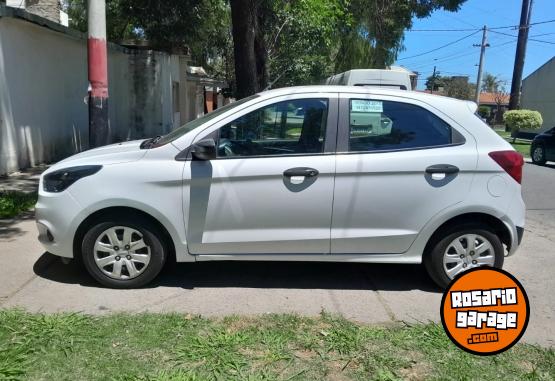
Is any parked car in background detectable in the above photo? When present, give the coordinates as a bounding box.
[325,68,415,90]
[531,127,555,165]
[36,86,525,289]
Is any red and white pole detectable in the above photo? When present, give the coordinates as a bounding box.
[87,0,109,148]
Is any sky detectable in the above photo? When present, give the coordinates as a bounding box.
[393,0,555,90]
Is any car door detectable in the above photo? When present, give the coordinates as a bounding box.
[184,93,338,255]
[331,93,477,254]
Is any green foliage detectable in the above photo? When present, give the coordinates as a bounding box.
[335,0,467,72]
[482,73,505,93]
[0,310,553,381]
[478,105,490,118]
[0,191,37,218]
[266,0,347,87]
[445,77,475,100]
[64,0,232,80]
[425,71,446,91]
[504,110,543,134]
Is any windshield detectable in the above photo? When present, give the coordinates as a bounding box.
[155,95,259,146]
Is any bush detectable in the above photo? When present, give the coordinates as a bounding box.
[478,106,490,119]
[503,109,543,138]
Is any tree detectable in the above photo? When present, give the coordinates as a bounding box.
[335,0,468,72]
[425,72,446,92]
[444,77,475,100]
[64,0,231,80]
[482,73,503,93]
[504,110,543,142]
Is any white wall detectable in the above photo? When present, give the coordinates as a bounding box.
[0,15,180,175]
[521,57,555,132]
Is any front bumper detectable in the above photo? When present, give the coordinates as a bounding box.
[35,188,83,258]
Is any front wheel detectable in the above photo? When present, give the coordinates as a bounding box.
[424,225,504,289]
[81,217,166,288]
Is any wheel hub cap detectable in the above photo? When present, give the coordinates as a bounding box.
[443,234,495,279]
[93,226,151,280]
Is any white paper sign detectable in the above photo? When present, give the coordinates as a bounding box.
[351,100,383,113]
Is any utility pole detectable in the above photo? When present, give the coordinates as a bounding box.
[474,25,488,104]
[88,0,110,148]
[509,0,533,110]
[430,65,437,94]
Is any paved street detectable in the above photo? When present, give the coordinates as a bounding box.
[1,163,554,347]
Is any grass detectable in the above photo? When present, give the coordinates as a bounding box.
[494,129,531,158]
[0,310,553,381]
[0,192,37,219]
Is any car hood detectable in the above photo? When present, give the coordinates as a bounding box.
[47,140,148,172]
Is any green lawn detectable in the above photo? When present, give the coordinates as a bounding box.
[0,310,552,381]
[494,129,532,158]
[0,192,37,219]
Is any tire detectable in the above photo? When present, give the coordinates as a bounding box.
[81,217,167,288]
[424,224,504,289]
[531,144,547,165]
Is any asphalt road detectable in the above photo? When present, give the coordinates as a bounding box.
[1,163,554,347]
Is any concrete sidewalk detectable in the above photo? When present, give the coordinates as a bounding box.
[0,210,553,347]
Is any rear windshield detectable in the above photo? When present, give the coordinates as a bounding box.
[155,95,259,146]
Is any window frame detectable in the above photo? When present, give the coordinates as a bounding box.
[187,94,339,160]
[336,96,466,154]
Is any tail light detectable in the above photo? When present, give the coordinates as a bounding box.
[488,151,524,184]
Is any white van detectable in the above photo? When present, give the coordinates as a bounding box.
[325,68,414,90]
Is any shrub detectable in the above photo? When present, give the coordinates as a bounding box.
[503,109,543,138]
[478,106,490,119]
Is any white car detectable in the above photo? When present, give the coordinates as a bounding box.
[36,86,525,289]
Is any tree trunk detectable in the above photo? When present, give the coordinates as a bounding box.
[230,0,258,99]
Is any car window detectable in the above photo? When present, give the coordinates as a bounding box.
[348,99,454,152]
[216,98,328,158]
[154,95,259,146]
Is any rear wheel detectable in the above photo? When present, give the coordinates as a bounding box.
[531,144,546,165]
[81,217,166,288]
[424,225,504,289]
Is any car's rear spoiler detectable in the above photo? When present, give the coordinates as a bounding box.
[465,101,478,114]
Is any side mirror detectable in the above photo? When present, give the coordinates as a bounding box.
[192,139,217,161]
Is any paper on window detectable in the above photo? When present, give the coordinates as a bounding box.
[351,100,383,113]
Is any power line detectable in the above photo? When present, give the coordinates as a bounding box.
[406,18,555,32]
[489,29,555,45]
[397,30,481,61]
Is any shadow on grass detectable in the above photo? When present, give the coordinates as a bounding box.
[33,252,441,293]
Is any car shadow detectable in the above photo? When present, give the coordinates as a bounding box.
[33,252,441,293]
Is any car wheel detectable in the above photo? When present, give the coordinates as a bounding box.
[531,145,546,165]
[424,225,504,289]
[81,217,166,288]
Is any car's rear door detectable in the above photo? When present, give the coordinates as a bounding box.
[331,93,477,254]
[184,92,339,255]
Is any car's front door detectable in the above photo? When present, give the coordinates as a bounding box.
[331,94,477,254]
[184,94,338,255]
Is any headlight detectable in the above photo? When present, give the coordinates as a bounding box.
[43,165,102,193]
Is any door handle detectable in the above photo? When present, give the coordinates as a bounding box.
[425,164,459,174]
[283,167,319,178]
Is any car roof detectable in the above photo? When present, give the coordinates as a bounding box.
[257,85,475,110]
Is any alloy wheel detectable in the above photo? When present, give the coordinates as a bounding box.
[533,146,544,162]
[442,233,495,279]
[93,226,151,280]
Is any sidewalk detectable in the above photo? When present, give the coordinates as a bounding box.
[0,165,48,194]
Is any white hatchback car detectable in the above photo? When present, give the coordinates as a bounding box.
[36,86,525,289]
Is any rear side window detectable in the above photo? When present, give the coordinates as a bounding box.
[348,99,459,152]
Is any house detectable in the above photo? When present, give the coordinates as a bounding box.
[478,92,509,124]
[521,56,555,132]
[0,3,230,176]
